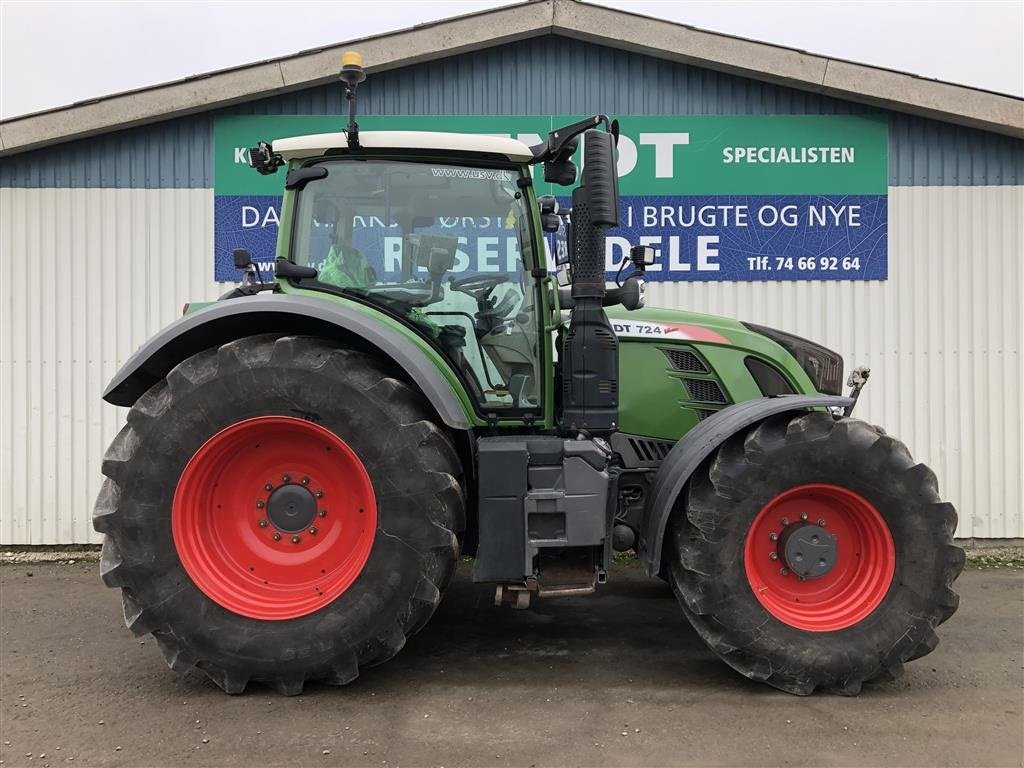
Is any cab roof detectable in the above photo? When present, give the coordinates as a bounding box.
[273,131,535,163]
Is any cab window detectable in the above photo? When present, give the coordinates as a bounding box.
[292,159,542,412]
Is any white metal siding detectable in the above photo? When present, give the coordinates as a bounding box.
[1,188,223,544]
[1,185,1021,543]
[646,185,1023,540]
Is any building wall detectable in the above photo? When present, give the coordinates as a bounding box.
[2,35,1022,543]
[4,37,1024,189]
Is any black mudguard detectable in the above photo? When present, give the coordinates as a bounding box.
[639,394,854,576]
[102,293,472,430]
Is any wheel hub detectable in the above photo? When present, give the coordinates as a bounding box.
[778,524,837,579]
[743,483,896,632]
[172,416,378,620]
[266,483,317,532]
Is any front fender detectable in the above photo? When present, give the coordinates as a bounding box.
[639,394,854,576]
[103,294,473,430]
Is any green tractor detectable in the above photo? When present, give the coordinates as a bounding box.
[94,54,962,696]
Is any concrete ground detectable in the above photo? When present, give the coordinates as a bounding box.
[1,563,1021,768]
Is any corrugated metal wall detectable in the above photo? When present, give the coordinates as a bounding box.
[2,34,1022,543]
[2,185,1019,543]
[647,185,1023,541]
[0,188,221,543]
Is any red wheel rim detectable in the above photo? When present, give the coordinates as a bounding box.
[744,484,895,632]
[172,416,377,620]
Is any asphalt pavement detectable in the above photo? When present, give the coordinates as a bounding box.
[1,561,1021,767]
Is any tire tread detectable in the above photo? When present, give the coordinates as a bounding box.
[93,334,464,695]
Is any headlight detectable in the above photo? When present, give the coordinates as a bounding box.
[742,322,844,395]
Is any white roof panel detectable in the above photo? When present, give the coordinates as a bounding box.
[273,130,535,162]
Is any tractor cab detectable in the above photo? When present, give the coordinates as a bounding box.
[271,133,547,414]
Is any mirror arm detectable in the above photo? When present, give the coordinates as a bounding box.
[529,115,611,164]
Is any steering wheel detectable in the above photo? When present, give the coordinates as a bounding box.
[449,273,509,299]
[449,274,515,335]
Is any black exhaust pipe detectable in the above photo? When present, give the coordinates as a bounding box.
[560,129,620,435]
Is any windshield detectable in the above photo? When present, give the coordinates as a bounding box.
[292,159,542,413]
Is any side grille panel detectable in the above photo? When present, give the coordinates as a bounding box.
[683,378,727,404]
[611,433,677,467]
[627,437,673,462]
[660,347,708,373]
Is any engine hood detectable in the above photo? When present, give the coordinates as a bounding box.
[605,306,752,352]
[604,305,822,397]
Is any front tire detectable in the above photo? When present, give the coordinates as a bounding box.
[94,334,464,694]
[666,411,963,695]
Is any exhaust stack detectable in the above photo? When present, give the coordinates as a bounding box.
[560,129,620,434]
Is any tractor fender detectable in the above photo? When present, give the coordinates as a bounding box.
[639,394,854,576]
[102,293,473,430]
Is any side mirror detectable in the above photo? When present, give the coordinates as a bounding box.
[232,248,253,269]
[543,138,579,186]
[629,244,656,270]
[544,159,577,186]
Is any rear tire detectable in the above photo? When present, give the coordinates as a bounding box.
[666,411,963,695]
[94,334,464,694]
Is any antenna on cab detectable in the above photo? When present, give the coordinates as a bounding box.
[340,51,366,150]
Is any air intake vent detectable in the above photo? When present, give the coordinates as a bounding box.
[610,433,677,468]
[745,357,795,396]
[661,347,708,373]
[695,408,718,421]
[598,379,617,394]
[594,328,617,351]
[683,378,727,404]
[627,437,674,462]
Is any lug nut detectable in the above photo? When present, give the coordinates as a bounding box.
[291,535,301,544]
[779,567,790,576]
[264,483,273,491]
[800,512,808,521]
[308,527,318,535]
[769,552,778,561]
[817,518,826,527]
[318,510,327,518]
[272,532,282,541]
[769,532,778,541]
[301,476,310,485]
[315,490,324,498]
[282,474,291,483]
[258,519,268,528]
[256,500,265,509]
[780,517,789,526]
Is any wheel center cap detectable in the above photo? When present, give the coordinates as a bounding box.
[266,483,317,533]
[779,524,837,579]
